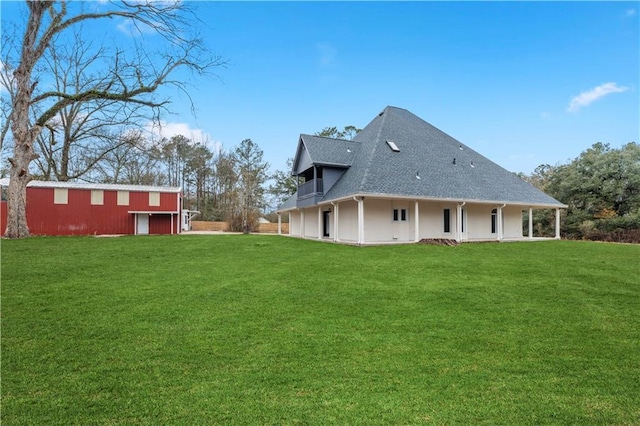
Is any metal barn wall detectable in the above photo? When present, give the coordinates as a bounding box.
[1,186,181,236]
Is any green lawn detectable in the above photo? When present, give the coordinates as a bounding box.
[2,236,639,425]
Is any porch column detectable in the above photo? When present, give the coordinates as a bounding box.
[555,208,561,239]
[318,207,322,239]
[528,207,533,239]
[414,200,420,242]
[332,202,340,242]
[497,205,505,241]
[456,202,465,242]
[314,166,318,193]
[356,197,364,245]
[277,213,282,235]
[300,209,305,238]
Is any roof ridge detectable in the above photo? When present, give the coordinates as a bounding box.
[359,107,389,191]
[301,134,353,143]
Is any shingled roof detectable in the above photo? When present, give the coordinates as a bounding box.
[294,135,361,170]
[318,106,564,207]
[279,106,565,211]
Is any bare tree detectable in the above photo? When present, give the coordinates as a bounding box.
[2,1,222,238]
[32,31,155,182]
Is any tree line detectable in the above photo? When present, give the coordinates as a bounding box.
[521,142,640,243]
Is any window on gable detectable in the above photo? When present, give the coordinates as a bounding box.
[91,190,104,205]
[54,188,68,205]
[443,208,451,233]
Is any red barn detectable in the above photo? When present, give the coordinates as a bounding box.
[0,179,183,236]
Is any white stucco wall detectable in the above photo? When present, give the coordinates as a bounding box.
[302,207,318,238]
[418,202,459,240]
[289,210,301,236]
[363,199,413,242]
[503,206,525,239]
[285,200,527,243]
[336,200,358,242]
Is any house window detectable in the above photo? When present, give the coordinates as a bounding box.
[117,191,129,206]
[443,208,451,233]
[91,190,104,205]
[54,188,68,205]
[491,209,497,234]
[393,208,408,222]
[149,192,160,207]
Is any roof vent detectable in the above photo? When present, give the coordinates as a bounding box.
[470,161,475,168]
[459,145,463,150]
[347,147,352,153]
[453,158,457,165]
[378,110,384,116]
[386,140,400,152]
[416,171,421,180]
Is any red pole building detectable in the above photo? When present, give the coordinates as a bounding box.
[0,179,183,236]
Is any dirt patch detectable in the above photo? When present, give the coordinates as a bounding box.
[416,239,459,246]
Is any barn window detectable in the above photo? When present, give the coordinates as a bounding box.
[149,192,160,207]
[54,188,68,205]
[91,190,104,205]
[117,191,129,206]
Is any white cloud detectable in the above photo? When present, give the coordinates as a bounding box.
[567,82,629,113]
[625,8,636,17]
[145,121,221,153]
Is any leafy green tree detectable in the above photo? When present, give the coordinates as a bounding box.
[268,157,297,207]
[527,142,640,241]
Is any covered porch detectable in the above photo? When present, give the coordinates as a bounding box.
[277,196,563,245]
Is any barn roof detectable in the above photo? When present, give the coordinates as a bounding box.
[0,178,181,193]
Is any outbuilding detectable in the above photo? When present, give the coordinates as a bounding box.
[0,179,183,236]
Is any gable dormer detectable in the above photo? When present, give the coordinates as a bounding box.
[291,135,360,207]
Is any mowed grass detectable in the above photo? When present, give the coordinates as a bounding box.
[1,236,639,425]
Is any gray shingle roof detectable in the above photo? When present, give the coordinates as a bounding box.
[298,134,361,168]
[321,106,564,207]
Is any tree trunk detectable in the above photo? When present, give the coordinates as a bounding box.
[4,169,31,238]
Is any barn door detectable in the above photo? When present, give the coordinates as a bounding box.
[137,214,149,235]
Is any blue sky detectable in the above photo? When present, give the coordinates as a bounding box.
[2,1,639,176]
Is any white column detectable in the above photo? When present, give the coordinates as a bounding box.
[333,202,340,242]
[497,206,504,241]
[528,208,533,239]
[414,200,420,242]
[277,213,282,235]
[555,208,561,239]
[357,197,364,245]
[456,203,462,242]
[300,209,305,238]
[318,207,322,239]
